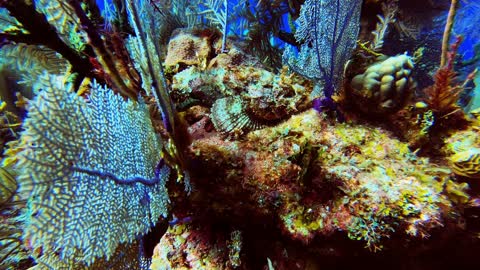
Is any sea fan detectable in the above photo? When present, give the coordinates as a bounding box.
[283,0,362,110]
[12,74,170,267]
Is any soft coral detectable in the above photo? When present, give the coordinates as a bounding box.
[424,36,476,118]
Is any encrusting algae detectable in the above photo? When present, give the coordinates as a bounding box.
[186,109,469,250]
[443,128,480,179]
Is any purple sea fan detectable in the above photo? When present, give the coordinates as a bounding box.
[283,0,362,112]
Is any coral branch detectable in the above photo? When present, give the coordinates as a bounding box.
[0,0,94,77]
[370,0,398,52]
[71,162,164,186]
[67,0,140,100]
[440,0,459,67]
[425,36,475,120]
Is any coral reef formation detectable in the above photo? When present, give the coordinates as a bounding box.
[1,1,480,269]
[167,30,313,137]
[443,128,480,179]
[187,110,468,249]
[164,28,217,73]
[206,66,311,136]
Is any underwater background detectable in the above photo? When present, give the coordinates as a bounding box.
[1,0,480,269]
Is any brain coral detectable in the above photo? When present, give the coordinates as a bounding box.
[12,74,170,267]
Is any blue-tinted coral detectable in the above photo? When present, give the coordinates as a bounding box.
[283,0,362,109]
[13,74,170,266]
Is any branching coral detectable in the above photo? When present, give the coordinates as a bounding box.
[0,43,68,86]
[232,0,293,70]
[1,1,480,268]
[440,0,459,67]
[1,0,147,100]
[370,0,398,53]
[125,0,192,192]
[125,0,178,131]
[10,74,170,267]
[0,1,94,82]
[199,0,229,52]
[34,0,87,51]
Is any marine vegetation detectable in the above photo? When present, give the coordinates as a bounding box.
[283,0,362,114]
[1,0,480,270]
